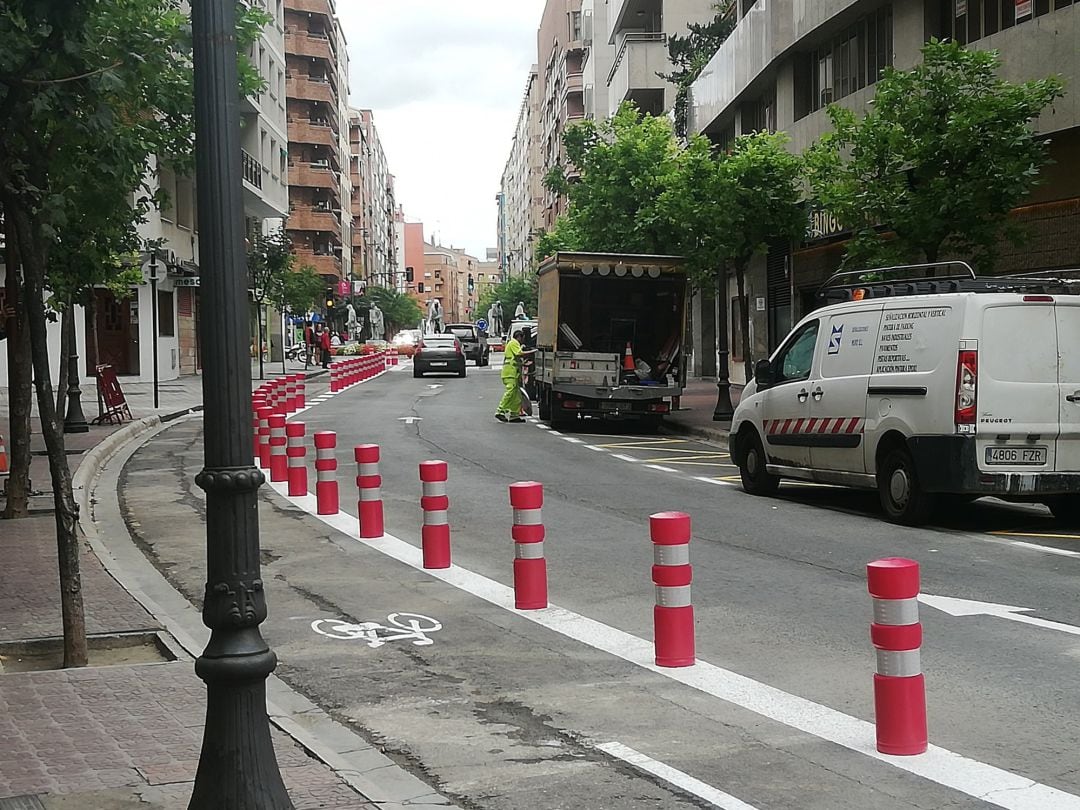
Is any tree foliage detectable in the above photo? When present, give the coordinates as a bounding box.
[659,1,736,140]
[543,104,683,256]
[366,286,424,336]
[804,39,1064,271]
[475,275,539,328]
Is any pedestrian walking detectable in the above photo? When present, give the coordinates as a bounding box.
[495,329,533,423]
[318,324,332,369]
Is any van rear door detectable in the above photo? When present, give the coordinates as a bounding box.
[978,302,1059,472]
[1056,300,1080,472]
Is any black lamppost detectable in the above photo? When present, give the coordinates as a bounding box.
[713,266,735,422]
[62,310,89,434]
[188,0,291,807]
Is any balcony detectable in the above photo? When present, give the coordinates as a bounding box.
[284,0,332,20]
[289,118,337,147]
[286,30,333,62]
[241,149,262,190]
[293,251,341,279]
[607,33,668,116]
[289,160,341,192]
[608,0,661,42]
[566,70,584,95]
[286,74,334,104]
[287,204,342,237]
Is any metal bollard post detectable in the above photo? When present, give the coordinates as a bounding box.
[314,431,339,515]
[355,445,384,538]
[650,511,695,668]
[510,482,547,610]
[268,414,288,483]
[286,422,307,497]
[419,461,451,569]
[867,557,927,756]
[256,406,273,470]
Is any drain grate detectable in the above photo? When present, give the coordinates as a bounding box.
[0,797,46,810]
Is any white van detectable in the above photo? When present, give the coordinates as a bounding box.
[728,266,1080,525]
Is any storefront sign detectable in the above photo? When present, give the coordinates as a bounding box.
[173,277,200,288]
[338,281,350,296]
[807,207,848,242]
[1015,0,1032,18]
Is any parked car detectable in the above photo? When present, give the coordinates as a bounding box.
[444,323,490,366]
[391,329,422,357]
[413,334,467,378]
[729,263,1080,526]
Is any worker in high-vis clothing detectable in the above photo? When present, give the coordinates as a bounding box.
[495,329,528,423]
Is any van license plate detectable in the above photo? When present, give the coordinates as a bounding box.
[985,446,1047,465]
[430,361,447,367]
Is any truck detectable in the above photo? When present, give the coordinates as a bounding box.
[534,252,689,430]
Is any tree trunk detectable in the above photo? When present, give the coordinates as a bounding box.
[86,294,103,420]
[10,203,88,668]
[735,261,754,384]
[3,215,34,520]
[55,305,71,424]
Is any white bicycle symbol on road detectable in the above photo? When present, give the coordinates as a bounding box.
[311,613,442,648]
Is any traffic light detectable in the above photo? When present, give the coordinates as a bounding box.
[325,288,335,310]
[417,282,425,293]
[406,266,414,283]
[467,274,474,293]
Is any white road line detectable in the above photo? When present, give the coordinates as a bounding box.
[695,476,736,487]
[1011,541,1080,558]
[646,465,679,473]
[585,445,607,452]
[267,478,1080,810]
[535,424,551,430]
[549,430,563,436]
[596,742,759,810]
[612,454,638,463]
[561,436,585,444]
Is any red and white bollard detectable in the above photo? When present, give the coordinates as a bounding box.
[650,511,695,668]
[268,414,288,482]
[251,396,266,460]
[419,461,451,569]
[295,373,306,409]
[510,482,547,610]
[285,376,297,412]
[330,363,340,393]
[314,431,339,515]
[867,557,927,756]
[355,445,384,538]
[286,422,307,497]
[256,406,273,470]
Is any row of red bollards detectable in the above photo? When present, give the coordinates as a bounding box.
[256,420,927,760]
[329,350,398,393]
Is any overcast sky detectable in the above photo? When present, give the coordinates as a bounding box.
[338,1,547,260]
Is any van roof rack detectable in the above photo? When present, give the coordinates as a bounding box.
[818,262,1080,303]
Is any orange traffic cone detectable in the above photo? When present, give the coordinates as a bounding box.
[622,342,635,372]
[0,432,8,474]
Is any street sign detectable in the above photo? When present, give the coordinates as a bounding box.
[141,256,159,282]
[476,318,488,332]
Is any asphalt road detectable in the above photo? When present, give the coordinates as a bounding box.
[119,357,1080,810]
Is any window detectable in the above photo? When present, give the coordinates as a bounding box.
[939,0,1072,41]
[742,85,776,134]
[796,6,892,119]
[158,166,177,223]
[175,177,193,229]
[158,291,175,337]
[775,321,819,383]
[570,10,582,41]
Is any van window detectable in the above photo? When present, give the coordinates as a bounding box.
[982,305,1057,384]
[775,320,819,383]
[821,309,882,379]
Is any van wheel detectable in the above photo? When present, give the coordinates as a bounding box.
[739,431,779,496]
[878,447,935,526]
[1047,497,1080,527]
[538,387,552,421]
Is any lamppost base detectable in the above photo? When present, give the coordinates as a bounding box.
[712,383,735,423]
[64,354,90,434]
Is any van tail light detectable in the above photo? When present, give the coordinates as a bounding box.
[955,350,978,427]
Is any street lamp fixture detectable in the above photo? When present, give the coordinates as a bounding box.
[189,0,291,806]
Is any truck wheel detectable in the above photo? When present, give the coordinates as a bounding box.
[538,387,552,421]
[877,446,935,526]
[738,430,779,496]
[1047,497,1080,526]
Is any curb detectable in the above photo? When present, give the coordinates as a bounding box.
[662,417,731,446]
[73,413,454,810]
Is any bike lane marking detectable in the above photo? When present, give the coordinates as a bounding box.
[267,479,1080,810]
[596,742,759,810]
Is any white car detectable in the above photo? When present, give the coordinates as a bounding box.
[729,264,1080,525]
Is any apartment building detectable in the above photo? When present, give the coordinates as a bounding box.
[582,0,615,120]
[689,0,1080,378]
[603,0,717,117]
[284,0,351,287]
[499,68,545,277]
[349,109,399,290]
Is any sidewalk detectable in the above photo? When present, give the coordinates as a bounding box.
[0,370,390,808]
[663,377,743,443]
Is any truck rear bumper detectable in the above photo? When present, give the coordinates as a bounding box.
[909,435,1080,497]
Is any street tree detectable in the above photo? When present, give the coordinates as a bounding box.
[542,103,684,256]
[658,1,736,141]
[475,275,539,330]
[366,286,424,338]
[0,0,267,666]
[804,39,1065,271]
[665,131,806,383]
[248,228,293,378]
